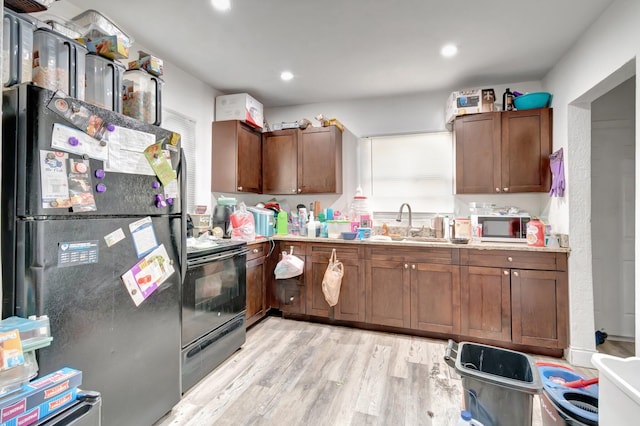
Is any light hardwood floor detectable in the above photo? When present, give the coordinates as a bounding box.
[155,317,597,426]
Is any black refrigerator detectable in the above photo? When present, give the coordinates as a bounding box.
[1,84,185,426]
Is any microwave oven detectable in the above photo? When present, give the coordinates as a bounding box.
[471,214,531,243]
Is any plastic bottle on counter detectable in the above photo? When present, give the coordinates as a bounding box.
[276,210,288,235]
[350,187,373,228]
[443,216,451,239]
[307,212,317,238]
[299,208,308,236]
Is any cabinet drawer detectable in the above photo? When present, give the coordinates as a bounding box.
[460,249,563,270]
[278,241,306,256]
[247,243,266,261]
[308,243,362,260]
[367,246,455,265]
[276,279,305,314]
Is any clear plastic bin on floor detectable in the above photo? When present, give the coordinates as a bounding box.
[592,353,640,425]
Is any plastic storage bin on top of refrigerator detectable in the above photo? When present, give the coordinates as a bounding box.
[85,53,125,112]
[122,69,163,125]
[445,340,542,426]
[3,8,35,87]
[32,27,87,100]
[592,353,640,425]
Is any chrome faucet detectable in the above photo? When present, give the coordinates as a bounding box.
[396,203,412,230]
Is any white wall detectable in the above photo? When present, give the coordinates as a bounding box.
[543,0,640,365]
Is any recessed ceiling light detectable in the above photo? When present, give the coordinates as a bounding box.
[280,71,294,81]
[211,0,231,11]
[441,44,458,58]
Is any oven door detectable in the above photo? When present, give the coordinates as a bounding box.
[182,247,248,347]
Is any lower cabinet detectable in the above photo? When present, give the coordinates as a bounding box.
[511,268,568,348]
[246,243,267,327]
[460,266,512,342]
[459,249,568,348]
[365,247,458,332]
[365,259,410,328]
[306,244,365,321]
[411,263,460,335]
[274,241,307,314]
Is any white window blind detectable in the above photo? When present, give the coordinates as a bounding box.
[162,109,196,213]
[368,132,454,213]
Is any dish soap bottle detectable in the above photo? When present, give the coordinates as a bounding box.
[307,212,317,238]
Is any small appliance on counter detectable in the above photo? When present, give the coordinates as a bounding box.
[470,214,531,243]
[212,196,237,238]
[32,27,87,100]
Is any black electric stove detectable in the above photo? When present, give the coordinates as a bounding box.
[186,237,246,259]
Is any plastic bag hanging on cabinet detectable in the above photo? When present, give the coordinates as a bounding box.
[549,148,565,197]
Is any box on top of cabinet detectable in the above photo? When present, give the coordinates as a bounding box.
[215,93,264,130]
[445,88,496,124]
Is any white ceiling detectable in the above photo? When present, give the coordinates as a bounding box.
[58,0,614,107]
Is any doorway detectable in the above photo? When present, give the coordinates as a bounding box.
[591,77,636,356]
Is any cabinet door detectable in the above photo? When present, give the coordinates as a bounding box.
[211,121,261,193]
[262,130,298,194]
[511,269,568,347]
[333,257,365,322]
[501,108,552,193]
[454,112,501,194]
[237,123,262,193]
[410,263,460,334]
[246,255,265,327]
[460,265,511,342]
[366,260,410,328]
[298,126,342,194]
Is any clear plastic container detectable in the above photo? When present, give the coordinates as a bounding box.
[3,9,34,87]
[349,188,373,228]
[0,351,38,396]
[85,53,124,112]
[327,220,351,238]
[32,27,87,99]
[122,69,163,125]
[0,316,52,350]
[71,9,133,46]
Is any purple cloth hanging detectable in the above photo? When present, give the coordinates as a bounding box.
[549,148,565,197]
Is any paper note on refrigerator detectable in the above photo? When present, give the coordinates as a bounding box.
[50,124,109,161]
[103,126,156,175]
[121,244,175,306]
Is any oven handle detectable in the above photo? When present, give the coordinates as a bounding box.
[187,248,249,267]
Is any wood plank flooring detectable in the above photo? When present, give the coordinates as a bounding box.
[154,317,597,426]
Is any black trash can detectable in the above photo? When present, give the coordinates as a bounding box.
[445,340,542,426]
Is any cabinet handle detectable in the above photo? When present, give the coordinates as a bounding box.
[513,271,519,277]
[507,256,513,262]
[297,188,302,193]
[291,189,297,193]
[503,187,509,192]
[495,187,501,193]
[252,248,259,253]
[412,264,416,270]
[503,270,509,275]
[289,296,295,302]
[404,264,409,269]
[237,186,243,191]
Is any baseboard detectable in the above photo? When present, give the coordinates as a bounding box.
[567,346,598,368]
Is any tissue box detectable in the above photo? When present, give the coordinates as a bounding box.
[83,35,129,60]
[445,88,495,124]
[215,93,264,129]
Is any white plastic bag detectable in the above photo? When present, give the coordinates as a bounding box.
[274,251,305,279]
[322,249,344,306]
